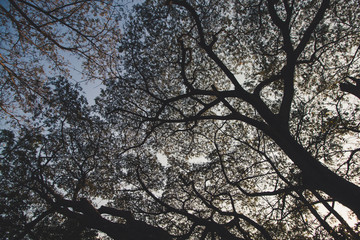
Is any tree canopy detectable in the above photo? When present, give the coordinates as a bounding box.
[0,0,121,120]
[1,0,360,239]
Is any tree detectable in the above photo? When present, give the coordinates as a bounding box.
[2,0,360,239]
[1,77,173,239]
[98,0,360,238]
[0,0,121,121]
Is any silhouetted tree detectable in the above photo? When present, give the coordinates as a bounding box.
[2,0,360,239]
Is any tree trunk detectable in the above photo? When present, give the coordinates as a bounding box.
[271,129,360,219]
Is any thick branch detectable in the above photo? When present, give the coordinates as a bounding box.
[266,0,294,54]
[98,206,135,222]
[340,76,360,99]
[294,0,330,58]
[54,197,172,240]
[254,74,282,96]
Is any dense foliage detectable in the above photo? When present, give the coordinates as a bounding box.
[1,0,360,239]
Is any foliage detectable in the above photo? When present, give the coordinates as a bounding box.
[0,0,122,121]
[1,0,360,239]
